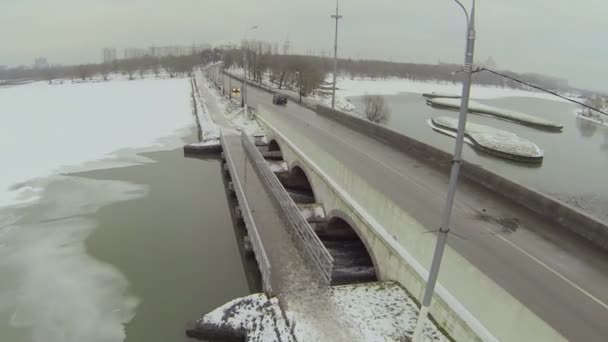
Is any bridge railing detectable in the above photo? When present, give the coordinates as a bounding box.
[221,131,273,295]
[241,131,334,284]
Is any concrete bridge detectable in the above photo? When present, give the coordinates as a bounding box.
[211,72,608,341]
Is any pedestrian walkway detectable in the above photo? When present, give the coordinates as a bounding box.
[222,133,359,341]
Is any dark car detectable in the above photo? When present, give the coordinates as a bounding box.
[272,93,288,105]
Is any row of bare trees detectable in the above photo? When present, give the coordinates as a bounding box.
[221,41,331,98]
[218,43,572,100]
[220,42,392,124]
[2,41,572,95]
[70,54,204,81]
[0,54,209,83]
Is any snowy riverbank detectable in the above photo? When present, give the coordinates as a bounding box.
[187,282,449,342]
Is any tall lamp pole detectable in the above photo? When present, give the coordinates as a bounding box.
[296,71,303,103]
[229,60,233,100]
[411,1,476,341]
[330,0,342,109]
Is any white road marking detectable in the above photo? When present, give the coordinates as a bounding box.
[496,234,608,311]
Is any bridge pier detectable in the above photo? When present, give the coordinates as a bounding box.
[259,138,379,286]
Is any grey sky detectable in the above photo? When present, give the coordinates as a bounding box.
[2,0,606,92]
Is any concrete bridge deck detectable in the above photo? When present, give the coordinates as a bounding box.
[223,73,608,341]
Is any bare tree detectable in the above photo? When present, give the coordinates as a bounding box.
[43,68,57,84]
[293,57,327,97]
[138,65,146,78]
[112,59,120,73]
[152,62,162,77]
[363,95,391,124]
[223,50,235,71]
[99,62,111,81]
[76,64,91,80]
[581,96,606,117]
[269,55,287,89]
[121,59,138,80]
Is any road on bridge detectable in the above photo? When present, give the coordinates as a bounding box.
[224,74,608,342]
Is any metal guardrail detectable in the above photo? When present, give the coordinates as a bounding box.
[241,132,334,284]
[221,132,273,295]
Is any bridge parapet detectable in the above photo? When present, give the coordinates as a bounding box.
[221,132,273,295]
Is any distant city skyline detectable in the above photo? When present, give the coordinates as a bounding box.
[2,0,607,92]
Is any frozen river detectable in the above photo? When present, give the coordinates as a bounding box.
[0,78,251,342]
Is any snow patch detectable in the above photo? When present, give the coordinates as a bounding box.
[422,92,461,99]
[197,69,265,136]
[0,78,194,209]
[297,204,326,222]
[576,108,608,127]
[267,161,288,173]
[309,91,356,112]
[191,79,220,141]
[192,293,295,342]
[331,282,449,342]
[200,293,267,332]
[430,116,543,159]
[186,140,221,148]
[230,107,266,136]
[0,177,143,342]
[195,283,450,342]
[427,97,563,130]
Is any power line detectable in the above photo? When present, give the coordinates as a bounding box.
[475,67,608,116]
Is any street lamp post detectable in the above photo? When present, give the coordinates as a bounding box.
[221,66,225,95]
[411,1,476,341]
[241,49,246,107]
[296,71,303,103]
[229,65,233,99]
[330,0,343,109]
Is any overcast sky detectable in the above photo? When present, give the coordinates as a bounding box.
[2,0,606,92]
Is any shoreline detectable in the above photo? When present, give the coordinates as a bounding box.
[0,127,253,342]
[77,133,252,342]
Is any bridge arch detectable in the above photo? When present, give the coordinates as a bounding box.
[283,162,318,204]
[268,139,282,152]
[324,209,379,285]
